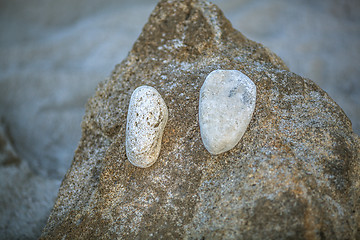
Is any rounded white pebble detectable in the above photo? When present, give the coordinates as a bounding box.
[199,69,256,155]
[126,86,168,168]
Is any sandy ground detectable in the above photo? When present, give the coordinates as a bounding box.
[0,0,359,239]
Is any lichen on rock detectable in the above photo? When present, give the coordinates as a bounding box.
[41,0,360,239]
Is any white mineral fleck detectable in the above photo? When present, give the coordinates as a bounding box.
[126,86,168,168]
[199,69,256,155]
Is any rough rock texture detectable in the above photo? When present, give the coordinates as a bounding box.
[199,69,256,155]
[41,0,360,239]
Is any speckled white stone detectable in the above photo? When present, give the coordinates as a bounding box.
[126,86,168,168]
[199,69,256,155]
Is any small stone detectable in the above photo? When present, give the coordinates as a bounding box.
[199,69,256,155]
[125,86,168,168]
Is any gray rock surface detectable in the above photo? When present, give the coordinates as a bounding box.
[0,121,60,239]
[199,70,256,155]
[40,0,360,239]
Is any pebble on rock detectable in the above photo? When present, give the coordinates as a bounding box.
[125,86,168,168]
[199,70,256,155]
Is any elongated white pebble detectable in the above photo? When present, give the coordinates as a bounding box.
[126,86,168,168]
[199,70,256,155]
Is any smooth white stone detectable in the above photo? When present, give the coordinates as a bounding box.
[199,70,256,155]
[126,86,168,168]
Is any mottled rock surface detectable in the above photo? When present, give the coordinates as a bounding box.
[41,0,360,239]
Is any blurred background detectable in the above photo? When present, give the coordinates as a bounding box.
[0,0,359,238]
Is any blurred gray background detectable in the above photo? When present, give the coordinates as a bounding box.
[0,0,359,239]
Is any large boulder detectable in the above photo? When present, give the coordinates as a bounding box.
[41,0,360,239]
